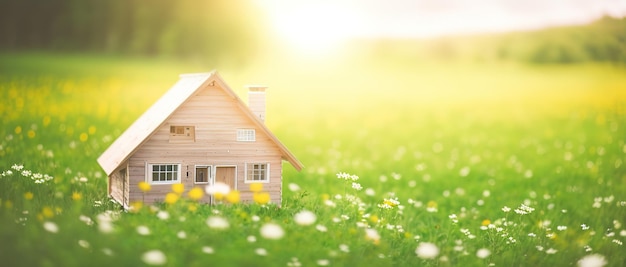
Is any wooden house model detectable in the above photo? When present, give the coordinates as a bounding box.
[97,71,302,208]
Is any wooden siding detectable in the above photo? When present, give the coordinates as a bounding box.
[127,83,284,205]
[109,162,129,207]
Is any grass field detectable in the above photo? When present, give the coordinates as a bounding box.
[1,53,625,266]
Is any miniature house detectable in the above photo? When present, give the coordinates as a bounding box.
[97,71,302,208]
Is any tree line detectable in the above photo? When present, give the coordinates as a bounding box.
[0,0,264,64]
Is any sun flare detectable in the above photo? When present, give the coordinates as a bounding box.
[258,1,362,56]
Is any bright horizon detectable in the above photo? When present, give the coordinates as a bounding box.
[254,0,626,55]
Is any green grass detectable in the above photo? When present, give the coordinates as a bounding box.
[1,53,625,266]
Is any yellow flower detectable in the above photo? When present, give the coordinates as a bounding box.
[249,183,263,193]
[164,193,180,204]
[24,192,34,200]
[79,133,88,142]
[187,187,204,201]
[4,200,13,209]
[14,126,22,134]
[482,219,491,226]
[226,190,240,204]
[27,130,36,138]
[427,200,438,208]
[370,215,379,223]
[42,207,54,218]
[253,192,270,205]
[138,181,151,192]
[130,201,143,212]
[188,203,197,212]
[172,183,185,194]
[72,192,82,201]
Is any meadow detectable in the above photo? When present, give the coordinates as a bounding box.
[1,52,625,266]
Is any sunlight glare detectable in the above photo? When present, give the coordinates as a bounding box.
[259,1,362,56]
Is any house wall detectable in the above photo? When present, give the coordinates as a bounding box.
[127,83,284,205]
[109,162,129,207]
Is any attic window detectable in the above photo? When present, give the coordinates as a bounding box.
[237,129,255,142]
[169,126,195,142]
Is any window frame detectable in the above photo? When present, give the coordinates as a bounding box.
[236,129,256,142]
[147,163,181,185]
[244,162,270,183]
[194,165,212,185]
[169,125,195,143]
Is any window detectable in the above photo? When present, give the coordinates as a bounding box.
[195,166,211,184]
[245,163,269,182]
[169,126,195,142]
[237,129,255,141]
[149,164,180,184]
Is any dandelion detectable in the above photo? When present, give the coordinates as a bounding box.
[316,259,330,266]
[24,192,34,200]
[172,183,184,194]
[426,201,438,212]
[249,182,263,192]
[43,221,59,233]
[79,215,93,225]
[255,248,268,256]
[201,246,214,254]
[365,228,380,244]
[42,207,54,218]
[142,250,167,265]
[164,193,179,204]
[156,210,169,220]
[138,181,151,192]
[129,201,143,212]
[476,248,491,258]
[78,240,90,249]
[416,242,439,259]
[288,183,300,191]
[206,216,230,230]
[102,248,114,256]
[546,248,558,254]
[294,210,317,226]
[260,223,285,240]
[137,225,151,235]
[577,254,607,267]
[253,192,271,205]
[79,133,88,142]
[72,192,82,201]
[225,190,240,204]
[206,182,230,200]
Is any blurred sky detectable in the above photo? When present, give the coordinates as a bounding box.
[254,0,626,54]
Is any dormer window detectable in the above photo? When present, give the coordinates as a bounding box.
[237,129,255,142]
[169,125,195,142]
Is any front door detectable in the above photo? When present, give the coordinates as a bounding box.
[215,166,236,190]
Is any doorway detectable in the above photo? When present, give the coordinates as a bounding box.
[215,166,236,190]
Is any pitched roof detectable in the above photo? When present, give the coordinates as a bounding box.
[97,71,303,176]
